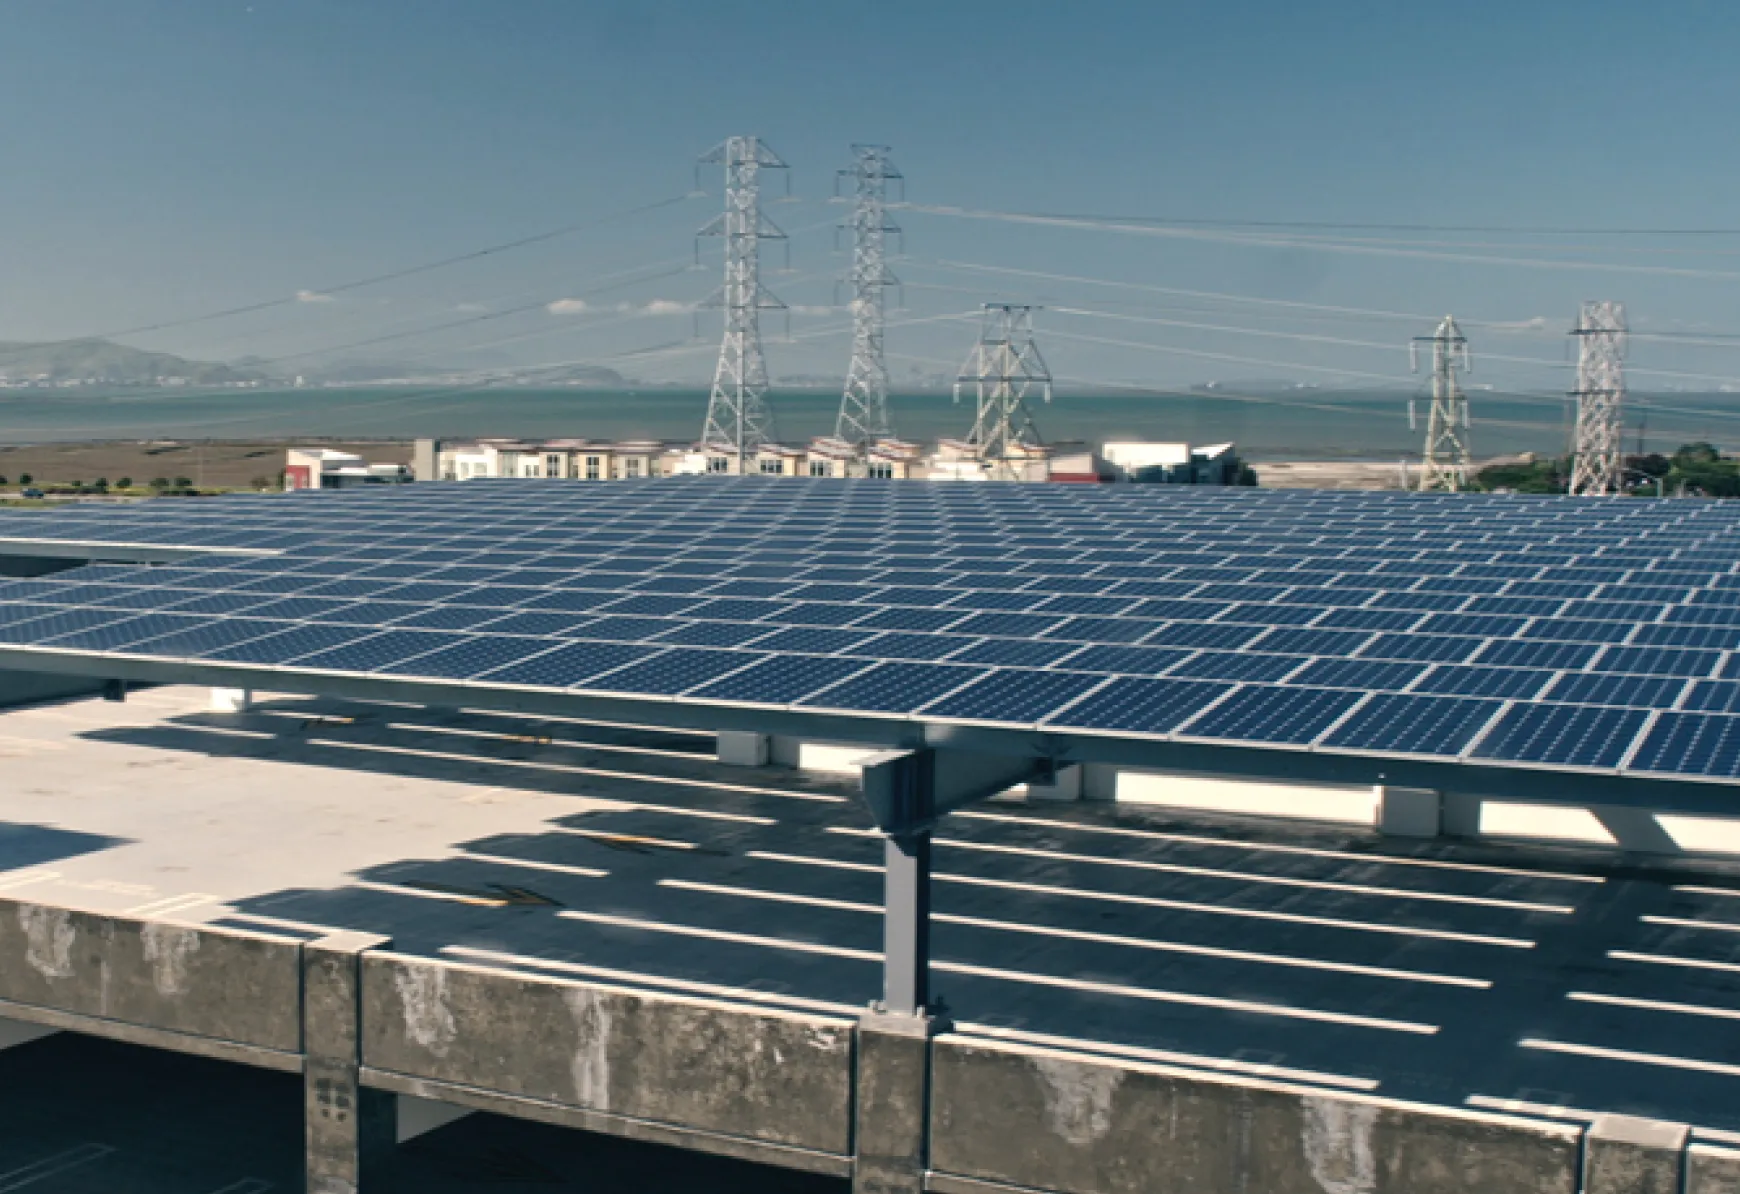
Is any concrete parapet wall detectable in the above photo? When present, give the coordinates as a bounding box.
[0,668,105,709]
[358,953,856,1157]
[0,898,302,1059]
[928,1036,1582,1194]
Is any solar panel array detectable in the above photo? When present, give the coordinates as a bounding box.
[2,477,1740,783]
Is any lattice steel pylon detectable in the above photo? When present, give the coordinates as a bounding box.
[697,137,787,469]
[1568,300,1628,496]
[953,305,1053,480]
[835,145,903,452]
[1408,315,1473,492]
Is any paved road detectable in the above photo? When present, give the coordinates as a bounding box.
[11,689,1740,1133]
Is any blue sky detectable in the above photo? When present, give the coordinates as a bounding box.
[4,0,1740,393]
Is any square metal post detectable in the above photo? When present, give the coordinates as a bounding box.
[883,831,932,1016]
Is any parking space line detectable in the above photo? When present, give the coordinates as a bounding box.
[125,893,217,917]
[203,1181,272,1194]
[1568,990,1740,1021]
[1521,1037,1740,1078]
[827,829,1576,914]
[458,852,608,878]
[1643,914,1740,934]
[0,1144,115,1192]
[745,851,1537,948]
[660,878,1493,988]
[0,871,59,893]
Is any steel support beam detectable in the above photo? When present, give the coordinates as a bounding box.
[883,833,932,1016]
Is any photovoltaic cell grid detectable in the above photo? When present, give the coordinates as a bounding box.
[4,477,1740,782]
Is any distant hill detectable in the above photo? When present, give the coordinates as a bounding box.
[0,338,260,385]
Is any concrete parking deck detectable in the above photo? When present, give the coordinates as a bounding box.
[1,686,1738,1133]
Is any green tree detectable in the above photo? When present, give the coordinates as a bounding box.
[149,477,170,492]
[17,474,31,486]
[116,477,132,489]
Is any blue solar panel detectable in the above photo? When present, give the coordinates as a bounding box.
[160,591,279,616]
[1060,645,1195,676]
[1043,677,1227,735]
[648,620,773,648]
[948,639,1081,667]
[566,615,679,641]
[1217,604,1324,627]
[0,608,137,644]
[921,668,1107,724]
[1464,597,1567,617]
[1247,627,1374,657]
[1632,623,1740,650]
[947,611,1069,639]
[290,629,458,673]
[1472,640,1601,671]
[796,661,978,713]
[685,654,870,705]
[1142,621,1265,650]
[1360,634,1483,664]
[475,641,657,688]
[42,612,213,652]
[315,601,427,627]
[1042,616,1157,644]
[943,590,1047,612]
[516,590,611,614]
[480,612,608,638]
[1321,693,1501,757]
[378,635,559,680]
[748,627,875,655]
[772,602,876,628]
[1520,619,1637,644]
[1417,614,1530,639]
[1181,686,1365,744]
[1590,646,1722,678]
[1287,658,1427,691]
[1033,595,1137,617]
[1471,704,1649,768]
[1412,664,1554,700]
[850,607,968,633]
[1684,680,1740,714]
[594,594,704,617]
[115,618,297,658]
[1543,672,1688,709]
[1628,712,1740,779]
[203,624,374,665]
[1168,652,1308,683]
[582,647,764,695]
[845,632,978,662]
[1315,609,1425,632]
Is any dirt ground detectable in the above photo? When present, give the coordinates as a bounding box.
[1249,460,1409,490]
[0,439,413,491]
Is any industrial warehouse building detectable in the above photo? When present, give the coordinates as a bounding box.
[0,478,1736,1193]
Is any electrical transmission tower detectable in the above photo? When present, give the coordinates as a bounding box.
[697,137,787,468]
[1568,300,1628,496]
[1408,315,1473,492]
[954,305,1053,480]
[835,145,902,452]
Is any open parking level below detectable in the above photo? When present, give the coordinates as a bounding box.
[6,686,1740,1192]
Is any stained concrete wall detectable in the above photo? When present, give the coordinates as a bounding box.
[0,898,302,1062]
[358,953,856,1157]
[928,1036,1583,1194]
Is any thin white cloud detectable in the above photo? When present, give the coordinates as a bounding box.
[547,299,591,315]
[296,289,334,303]
[1486,316,1551,333]
[640,299,694,316]
[788,304,840,317]
[453,302,488,314]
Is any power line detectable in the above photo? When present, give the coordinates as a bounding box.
[999,210,1740,237]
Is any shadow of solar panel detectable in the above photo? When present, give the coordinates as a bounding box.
[919,669,1106,724]
[1591,646,1722,679]
[1322,693,1501,756]
[581,647,764,695]
[1168,652,1306,683]
[1543,673,1688,709]
[203,623,374,664]
[286,629,459,672]
[688,654,871,705]
[378,635,561,680]
[1287,658,1426,690]
[1470,703,1649,768]
[948,639,1080,667]
[1628,712,1740,778]
[1180,685,1365,745]
[1062,645,1194,676]
[1041,677,1224,735]
[749,627,876,655]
